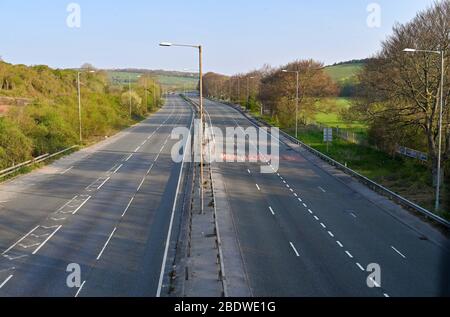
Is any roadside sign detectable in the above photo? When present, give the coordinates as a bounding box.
[323,128,333,142]
[324,128,333,152]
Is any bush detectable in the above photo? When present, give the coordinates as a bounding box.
[0,118,33,168]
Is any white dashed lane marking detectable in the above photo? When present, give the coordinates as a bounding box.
[0,275,13,289]
[289,242,300,257]
[75,281,86,298]
[356,263,365,271]
[269,207,275,216]
[391,246,407,259]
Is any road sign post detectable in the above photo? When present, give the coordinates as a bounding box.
[324,128,333,152]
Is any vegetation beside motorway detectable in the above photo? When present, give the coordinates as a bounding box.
[203,2,450,215]
[0,62,162,171]
[248,108,448,219]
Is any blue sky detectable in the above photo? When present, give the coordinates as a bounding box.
[0,0,437,74]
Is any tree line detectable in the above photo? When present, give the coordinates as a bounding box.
[202,0,449,186]
[202,61,338,128]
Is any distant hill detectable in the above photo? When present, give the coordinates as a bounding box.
[107,69,198,91]
[324,59,369,97]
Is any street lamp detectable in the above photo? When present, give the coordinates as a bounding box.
[129,74,141,118]
[160,42,205,214]
[77,70,95,143]
[282,69,300,139]
[403,48,445,212]
[246,76,255,110]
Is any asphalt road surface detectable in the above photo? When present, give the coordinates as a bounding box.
[0,95,192,297]
[203,97,450,297]
[1,93,449,297]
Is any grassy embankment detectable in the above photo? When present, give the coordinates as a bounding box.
[0,62,162,176]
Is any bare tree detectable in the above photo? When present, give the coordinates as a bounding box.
[354,1,450,184]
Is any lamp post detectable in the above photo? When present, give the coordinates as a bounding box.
[129,75,141,118]
[246,76,255,110]
[77,70,95,143]
[403,48,445,212]
[237,76,241,105]
[160,42,205,214]
[282,69,300,139]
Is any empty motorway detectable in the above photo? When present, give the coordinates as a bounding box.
[0,94,449,297]
[0,95,192,297]
[203,97,450,297]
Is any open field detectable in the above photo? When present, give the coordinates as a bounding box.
[324,63,365,84]
[314,98,367,133]
[108,71,198,90]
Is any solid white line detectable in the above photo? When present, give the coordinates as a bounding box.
[336,241,344,248]
[97,177,111,190]
[2,226,40,255]
[60,166,74,175]
[97,227,117,260]
[391,246,407,259]
[32,225,62,255]
[0,275,13,289]
[256,184,261,191]
[289,242,300,257]
[134,146,141,153]
[113,164,123,174]
[74,280,86,298]
[356,263,365,271]
[157,115,193,297]
[137,177,146,192]
[345,251,354,258]
[328,231,335,238]
[269,207,275,215]
[125,154,133,162]
[122,197,135,217]
[72,196,91,215]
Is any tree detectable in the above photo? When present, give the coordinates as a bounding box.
[80,63,96,71]
[121,91,143,117]
[258,59,338,127]
[352,1,449,184]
